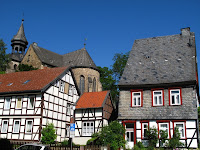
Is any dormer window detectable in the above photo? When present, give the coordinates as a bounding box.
[7,83,13,86]
[23,80,30,84]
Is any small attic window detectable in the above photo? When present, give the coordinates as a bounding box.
[23,80,30,84]
[7,83,13,86]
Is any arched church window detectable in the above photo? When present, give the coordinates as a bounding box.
[80,75,85,94]
[93,78,96,92]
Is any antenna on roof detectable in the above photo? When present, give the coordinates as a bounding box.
[84,38,87,49]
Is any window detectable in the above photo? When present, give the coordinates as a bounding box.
[131,90,143,107]
[66,125,70,137]
[159,123,169,138]
[28,96,34,109]
[4,97,11,109]
[92,78,96,92]
[67,104,71,115]
[174,122,185,139]
[59,80,65,92]
[80,75,85,94]
[141,122,148,139]
[152,90,164,106]
[82,122,94,136]
[170,89,181,105]
[16,97,22,109]
[1,120,8,133]
[13,120,20,133]
[26,120,33,133]
[68,85,74,96]
[125,123,134,142]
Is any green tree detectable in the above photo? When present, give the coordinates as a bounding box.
[112,52,129,83]
[97,66,118,102]
[41,123,57,144]
[16,64,38,72]
[87,121,126,150]
[0,39,10,73]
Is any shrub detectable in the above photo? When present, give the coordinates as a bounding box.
[16,64,37,72]
[41,123,57,144]
[146,127,158,148]
[133,141,145,150]
[167,127,184,149]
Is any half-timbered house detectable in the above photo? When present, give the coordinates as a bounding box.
[118,28,199,149]
[0,67,79,142]
[74,91,114,145]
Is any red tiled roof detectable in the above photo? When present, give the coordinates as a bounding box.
[76,91,109,109]
[0,67,68,94]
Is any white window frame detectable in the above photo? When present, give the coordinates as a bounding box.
[82,121,94,136]
[28,96,35,109]
[4,97,11,109]
[159,123,169,138]
[153,90,163,106]
[1,120,8,133]
[13,120,20,133]
[132,91,142,107]
[67,104,71,115]
[59,80,65,92]
[25,120,33,133]
[16,97,22,109]
[66,125,70,137]
[170,89,181,105]
[142,123,148,139]
[174,122,185,139]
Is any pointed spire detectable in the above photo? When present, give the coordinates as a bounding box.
[11,19,28,43]
[11,19,28,54]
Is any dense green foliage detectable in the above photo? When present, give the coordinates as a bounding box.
[16,64,38,72]
[167,127,184,149]
[159,130,168,146]
[112,52,129,83]
[87,121,126,150]
[41,123,57,144]
[146,127,158,148]
[0,39,10,72]
[98,52,129,104]
[133,141,145,150]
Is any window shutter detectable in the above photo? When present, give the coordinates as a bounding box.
[65,83,69,94]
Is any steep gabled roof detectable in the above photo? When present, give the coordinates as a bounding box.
[119,28,197,87]
[0,67,68,94]
[31,44,97,69]
[76,91,110,109]
[32,44,63,67]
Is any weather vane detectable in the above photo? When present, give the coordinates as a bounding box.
[84,38,87,48]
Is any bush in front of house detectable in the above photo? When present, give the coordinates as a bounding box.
[41,123,57,144]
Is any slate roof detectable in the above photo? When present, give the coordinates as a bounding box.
[76,91,110,109]
[11,20,28,44]
[0,67,68,94]
[31,43,98,69]
[119,28,197,87]
[8,53,24,62]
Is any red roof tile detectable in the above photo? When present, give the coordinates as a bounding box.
[76,91,109,109]
[0,67,68,94]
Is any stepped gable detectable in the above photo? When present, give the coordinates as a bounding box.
[119,28,197,86]
[32,43,63,67]
[62,48,98,70]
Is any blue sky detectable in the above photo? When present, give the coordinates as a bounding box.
[1,0,200,69]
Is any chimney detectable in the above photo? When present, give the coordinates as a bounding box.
[33,42,38,46]
[181,27,190,36]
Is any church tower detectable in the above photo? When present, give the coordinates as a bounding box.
[6,19,28,73]
[11,19,28,54]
